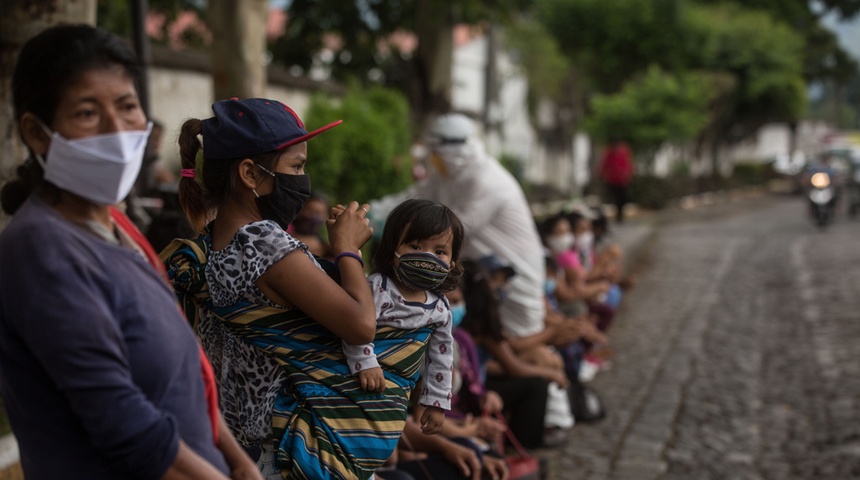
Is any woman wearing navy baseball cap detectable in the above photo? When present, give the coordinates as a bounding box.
[163,98,395,479]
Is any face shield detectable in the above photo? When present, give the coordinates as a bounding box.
[426,113,477,177]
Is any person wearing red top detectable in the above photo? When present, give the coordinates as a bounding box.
[598,140,634,223]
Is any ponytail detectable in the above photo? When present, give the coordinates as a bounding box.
[176,117,282,234]
[177,118,208,233]
[1,158,45,215]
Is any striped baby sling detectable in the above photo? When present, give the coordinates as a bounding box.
[161,236,432,480]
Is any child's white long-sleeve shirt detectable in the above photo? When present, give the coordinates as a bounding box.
[343,273,453,410]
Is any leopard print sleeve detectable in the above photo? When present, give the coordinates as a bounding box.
[207,220,311,307]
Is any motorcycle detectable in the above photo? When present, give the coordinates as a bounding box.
[808,171,836,228]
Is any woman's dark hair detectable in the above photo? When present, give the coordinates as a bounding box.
[537,213,569,246]
[566,211,586,233]
[1,24,143,215]
[371,198,465,293]
[176,119,280,232]
[459,259,505,342]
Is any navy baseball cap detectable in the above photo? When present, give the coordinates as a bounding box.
[201,97,342,160]
[479,254,516,279]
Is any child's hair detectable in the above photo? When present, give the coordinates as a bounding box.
[371,199,465,292]
[459,260,505,342]
[537,213,570,246]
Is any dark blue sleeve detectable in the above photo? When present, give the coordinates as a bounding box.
[2,226,180,479]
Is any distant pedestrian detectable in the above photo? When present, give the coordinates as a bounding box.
[598,139,634,223]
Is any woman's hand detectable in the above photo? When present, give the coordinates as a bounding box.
[547,320,584,347]
[211,414,263,480]
[420,406,445,435]
[474,416,506,443]
[327,201,372,254]
[358,367,386,393]
[482,455,510,480]
[440,441,482,480]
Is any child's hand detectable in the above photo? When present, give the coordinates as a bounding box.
[420,406,445,435]
[327,202,372,253]
[329,204,346,221]
[359,367,386,393]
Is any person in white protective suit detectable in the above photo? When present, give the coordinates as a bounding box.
[370,113,575,436]
[372,114,545,337]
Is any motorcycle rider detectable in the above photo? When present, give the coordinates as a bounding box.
[803,152,843,219]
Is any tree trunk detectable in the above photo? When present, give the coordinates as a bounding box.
[208,0,268,102]
[0,0,96,227]
[410,0,455,131]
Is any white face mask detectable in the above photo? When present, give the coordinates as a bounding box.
[547,232,575,253]
[575,231,594,252]
[35,122,152,205]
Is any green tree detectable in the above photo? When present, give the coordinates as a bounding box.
[695,0,860,85]
[271,0,530,127]
[303,85,414,204]
[687,3,807,166]
[584,66,712,169]
[502,16,571,111]
[535,0,809,173]
[535,0,693,94]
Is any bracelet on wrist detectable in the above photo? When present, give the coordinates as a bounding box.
[334,251,364,268]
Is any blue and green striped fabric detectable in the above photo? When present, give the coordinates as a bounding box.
[162,237,432,480]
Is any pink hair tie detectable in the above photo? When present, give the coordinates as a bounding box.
[180,168,196,178]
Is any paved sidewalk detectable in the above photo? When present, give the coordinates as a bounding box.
[534,186,788,480]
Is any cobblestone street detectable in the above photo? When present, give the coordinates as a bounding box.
[541,194,860,480]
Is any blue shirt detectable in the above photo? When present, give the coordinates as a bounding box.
[0,197,228,479]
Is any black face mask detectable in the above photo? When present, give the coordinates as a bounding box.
[255,165,311,231]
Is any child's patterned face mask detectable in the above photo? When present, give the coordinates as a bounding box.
[394,252,450,291]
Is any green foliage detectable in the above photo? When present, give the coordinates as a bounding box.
[97,1,132,35]
[732,161,776,185]
[688,4,807,126]
[97,0,203,40]
[502,17,570,101]
[538,0,811,151]
[498,152,525,183]
[627,164,772,210]
[695,0,860,85]
[272,0,530,83]
[303,85,414,204]
[535,0,693,93]
[584,66,711,156]
[628,175,679,209]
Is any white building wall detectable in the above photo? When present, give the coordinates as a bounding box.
[148,67,313,172]
[451,32,578,195]
[451,36,487,116]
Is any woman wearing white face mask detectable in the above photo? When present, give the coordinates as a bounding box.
[0,25,257,480]
[539,214,610,317]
